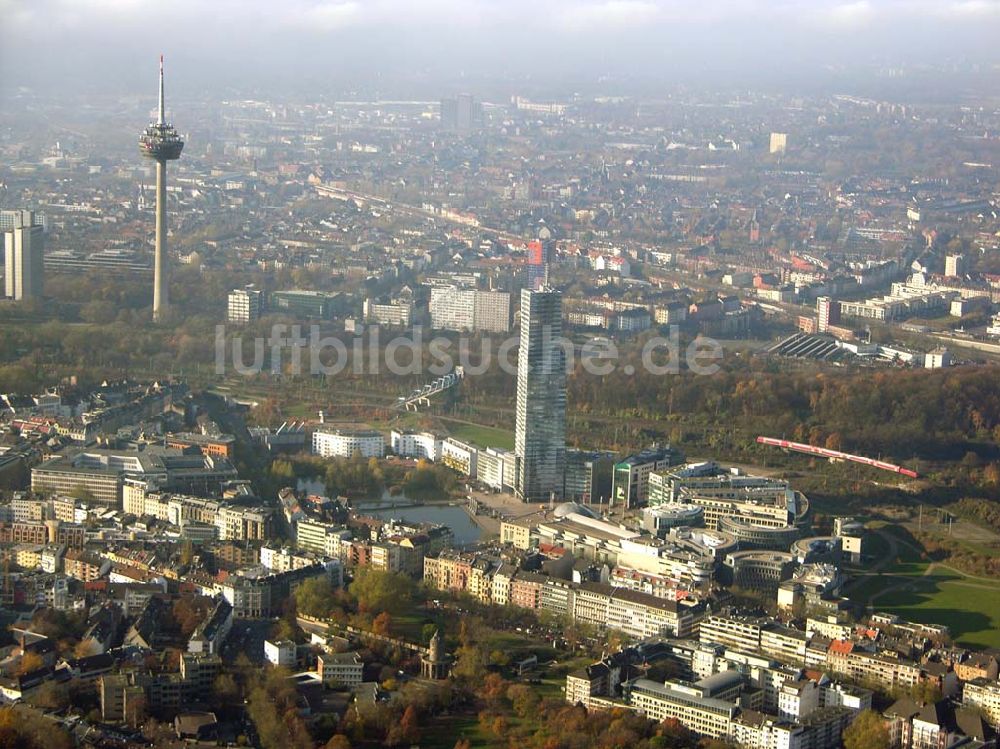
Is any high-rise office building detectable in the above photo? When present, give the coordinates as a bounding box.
[816,296,839,333]
[3,210,44,301]
[228,286,264,323]
[440,98,458,130]
[440,94,481,132]
[769,132,788,155]
[139,56,184,322]
[514,288,567,502]
[526,240,550,291]
[1,210,45,232]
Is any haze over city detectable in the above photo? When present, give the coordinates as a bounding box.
[2,0,1000,98]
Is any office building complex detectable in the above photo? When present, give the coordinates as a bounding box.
[363,297,414,327]
[32,448,238,509]
[3,210,44,301]
[227,286,263,323]
[514,288,566,502]
[271,290,340,319]
[139,56,184,322]
[612,446,685,508]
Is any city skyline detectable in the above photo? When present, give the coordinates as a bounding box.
[1,10,1000,748]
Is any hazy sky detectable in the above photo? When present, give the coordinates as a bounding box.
[1,0,998,98]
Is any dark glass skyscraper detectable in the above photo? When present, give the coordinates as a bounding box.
[514,288,567,502]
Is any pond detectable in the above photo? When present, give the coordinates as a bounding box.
[296,478,481,545]
[368,504,482,545]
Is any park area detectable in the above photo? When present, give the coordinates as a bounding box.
[849,523,1000,650]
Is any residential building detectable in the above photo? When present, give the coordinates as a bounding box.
[440,438,478,478]
[363,297,413,327]
[263,639,296,668]
[390,430,441,461]
[312,428,384,458]
[429,286,511,332]
[963,679,1000,727]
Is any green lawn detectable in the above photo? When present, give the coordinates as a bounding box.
[422,715,492,749]
[852,525,1000,649]
[878,576,1000,650]
[446,423,515,451]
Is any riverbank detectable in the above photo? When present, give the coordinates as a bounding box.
[463,503,500,539]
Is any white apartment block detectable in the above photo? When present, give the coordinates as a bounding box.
[629,679,737,737]
[477,447,517,491]
[429,286,511,333]
[777,679,820,721]
[296,519,338,554]
[325,528,353,562]
[363,298,413,327]
[312,428,385,459]
[391,430,442,461]
[731,713,805,749]
[263,639,296,667]
[963,679,1000,727]
[700,615,764,652]
[440,438,478,478]
[317,652,363,686]
[215,505,271,541]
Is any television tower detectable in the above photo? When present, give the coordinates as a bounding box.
[139,55,183,322]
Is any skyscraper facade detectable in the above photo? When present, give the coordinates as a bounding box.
[526,240,550,291]
[816,296,839,333]
[514,288,567,502]
[3,210,44,301]
[440,94,481,132]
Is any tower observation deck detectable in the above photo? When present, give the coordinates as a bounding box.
[139,55,183,322]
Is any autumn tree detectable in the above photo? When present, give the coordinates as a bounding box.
[844,710,890,749]
[386,704,420,746]
[0,707,73,749]
[372,612,392,636]
[294,576,339,619]
[16,651,44,676]
[350,568,415,615]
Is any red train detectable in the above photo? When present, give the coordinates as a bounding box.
[756,436,919,478]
